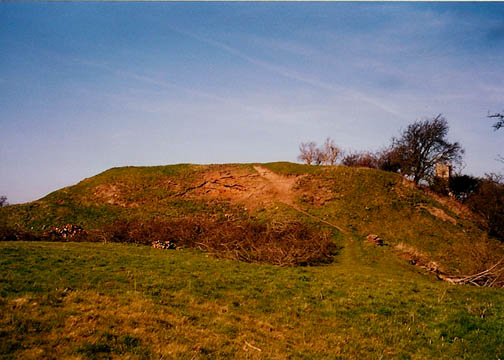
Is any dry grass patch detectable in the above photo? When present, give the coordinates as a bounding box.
[0,289,321,359]
[395,242,444,275]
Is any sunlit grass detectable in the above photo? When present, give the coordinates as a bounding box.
[1,162,504,358]
[1,241,503,359]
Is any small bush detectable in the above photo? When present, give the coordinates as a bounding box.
[430,175,481,200]
[449,175,481,201]
[341,152,378,169]
[429,177,450,197]
[375,147,402,173]
[0,224,39,242]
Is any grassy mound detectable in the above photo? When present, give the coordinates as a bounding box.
[1,162,502,273]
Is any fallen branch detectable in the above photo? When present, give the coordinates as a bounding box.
[244,340,262,352]
[439,258,504,288]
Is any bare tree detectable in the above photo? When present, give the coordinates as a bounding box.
[314,148,325,165]
[298,142,318,165]
[322,137,341,165]
[488,112,504,163]
[391,114,464,184]
[489,112,504,131]
[0,196,7,207]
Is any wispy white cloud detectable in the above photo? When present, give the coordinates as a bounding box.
[169,26,407,120]
[73,56,325,127]
[75,58,232,104]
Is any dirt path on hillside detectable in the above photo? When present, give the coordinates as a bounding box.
[253,166,349,235]
[252,166,298,205]
[171,165,295,210]
[168,164,349,236]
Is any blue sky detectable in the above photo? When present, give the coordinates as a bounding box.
[1,3,504,203]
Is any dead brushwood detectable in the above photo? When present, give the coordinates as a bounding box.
[101,217,337,266]
[395,242,504,288]
[440,258,504,288]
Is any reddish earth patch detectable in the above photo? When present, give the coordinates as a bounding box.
[93,183,138,208]
[91,165,349,235]
[176,166,302,210]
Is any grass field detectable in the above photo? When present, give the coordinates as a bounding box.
[1,241,504,359]
[2,163,504,359]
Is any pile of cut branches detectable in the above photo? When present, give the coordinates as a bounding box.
[440,259,504,288]
[101,217,338,266]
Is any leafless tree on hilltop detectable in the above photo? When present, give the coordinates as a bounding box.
[298,142,318,165]
[322,137,341,165]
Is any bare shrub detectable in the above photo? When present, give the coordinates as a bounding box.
[102,217,338,266]
[375,146,402,172]
[443,238,504,288]
[396,239,504,288]
[0,223,95,243]
[341,151,378,168]
[449,174,481,201]
[0,224,38,242]
[194,220,337,266]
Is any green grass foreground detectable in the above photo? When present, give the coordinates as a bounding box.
[1,241,504,359]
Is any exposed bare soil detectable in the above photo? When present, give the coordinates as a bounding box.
[93,183,138,207]
[176,165,302,210]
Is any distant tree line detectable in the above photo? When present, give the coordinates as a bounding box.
[298,138,342,166]
[299,115,463,185]
[298,114,504,241]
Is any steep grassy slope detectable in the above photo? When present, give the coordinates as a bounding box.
[1,162,501,274]
[1,241,504,359]
[262,163,500,274]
